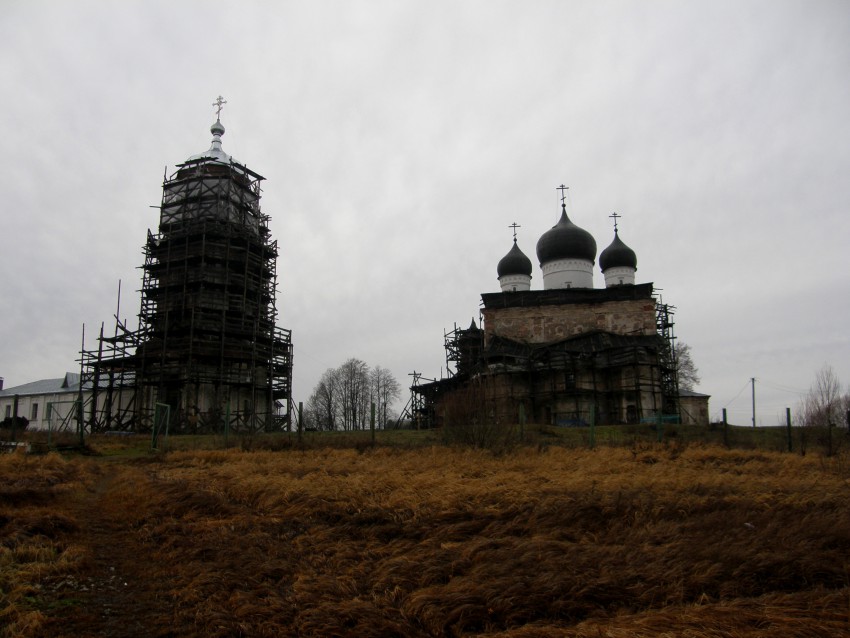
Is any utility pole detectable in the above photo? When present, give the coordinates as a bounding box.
[751,377,756,428]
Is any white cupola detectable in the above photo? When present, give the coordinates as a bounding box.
[535,199,597,290]
[599,215,637,287]
[497,236,533,292]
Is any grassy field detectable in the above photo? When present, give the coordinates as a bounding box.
[1,433,849,636]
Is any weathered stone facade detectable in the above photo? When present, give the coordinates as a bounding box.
[480,284,657,345]
[415,283,677,427]
[482,297,656,345]
[678,390,711,426]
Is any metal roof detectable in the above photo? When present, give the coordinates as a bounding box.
[599,229,638,271]
[186,119,237,165]
[497,239,533,277]
[679,388,711,398]
[0,372,85,397]
[536,204,597,264]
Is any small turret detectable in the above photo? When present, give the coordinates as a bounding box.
[599,213,637,287]
[497,238,533,293]
[497,223,532,292]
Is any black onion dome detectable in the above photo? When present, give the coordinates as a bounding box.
[599,230,637,271]
[497,240,533,277]
[536,205,597,264]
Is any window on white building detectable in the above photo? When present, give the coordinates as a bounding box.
[31,403,39,420]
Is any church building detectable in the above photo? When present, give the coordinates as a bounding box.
[79,99,293,433]
[413,187,704,428]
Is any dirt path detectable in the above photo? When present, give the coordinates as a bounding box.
[38,463,174,638]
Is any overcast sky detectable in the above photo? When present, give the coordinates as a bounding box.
[1,0,848,426]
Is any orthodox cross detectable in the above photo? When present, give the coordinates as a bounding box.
[557,184,569,205]
[212,95,227,119]
[509,222,521,241]
[609,211,621,232]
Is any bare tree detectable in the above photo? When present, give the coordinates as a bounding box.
[337,358,370,430]
[675,342,700,391]
[798,364,843,428]
[370,365,401,428]
[306,367,340,431]
[796,364,846,456]
[307,360,402,431]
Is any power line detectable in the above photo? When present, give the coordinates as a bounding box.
[758,379,807,395]
[721,379,753,409]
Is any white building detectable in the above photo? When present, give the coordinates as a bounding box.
[0,373,86,431]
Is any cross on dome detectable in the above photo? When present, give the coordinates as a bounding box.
[609,212,621,232]
[509,222,521,241]
[557,184,569,206]
[212,95,227,120]
[186,97,233,164]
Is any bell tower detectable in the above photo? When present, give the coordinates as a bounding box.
[133,97,293,431]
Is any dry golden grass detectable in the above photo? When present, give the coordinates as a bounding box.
[0,451,99,637]
[3,443,850,636]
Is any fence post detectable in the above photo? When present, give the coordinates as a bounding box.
[76,398,84,447]
[297,402,303,445]
[722,408,728,448]
[828,419,834,457]
[518,403,526,440]
[150,406,158,450]
[225,401,231,447]
[11,395,19,442]
[589,403,596,449]
[151,403,170,451]
[785,407,792,453]
[371,402,376,446]
[47,403,53,448]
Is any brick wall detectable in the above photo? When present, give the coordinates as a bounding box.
[482,298,657,345]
